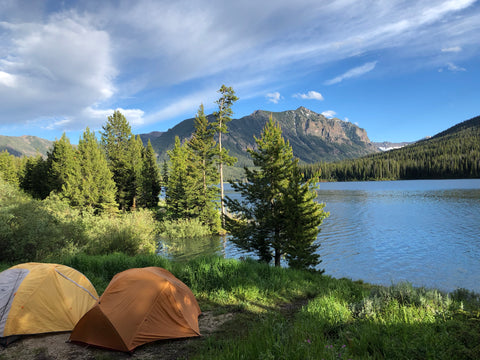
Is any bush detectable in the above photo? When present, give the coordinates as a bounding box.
[0,181,85,262]
[0,179,159,262]
[83,209,158,256]
[159,218,212,239]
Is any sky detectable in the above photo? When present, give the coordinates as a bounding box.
[1,0,479,144]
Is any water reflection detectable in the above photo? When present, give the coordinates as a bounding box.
[157,235,224,261]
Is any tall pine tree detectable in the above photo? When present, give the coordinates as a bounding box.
[212,85,238,227]
[47,133,76,194]
[165,136,190,219]
[129,134,145,209]
[62,128,118,213]
[282,163,328,270]
[20,155,50,199]
[101,110,139,210]
[186,105,220,231]
[225,116,328,269]
[138,140,161,209]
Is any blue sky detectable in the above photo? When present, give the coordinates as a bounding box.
[0,0,479,144]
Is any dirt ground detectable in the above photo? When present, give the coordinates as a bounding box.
[0,311,234,360]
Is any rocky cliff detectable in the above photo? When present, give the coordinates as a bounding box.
[148,107,379,165]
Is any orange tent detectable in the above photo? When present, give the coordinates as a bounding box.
[69,267,201,352]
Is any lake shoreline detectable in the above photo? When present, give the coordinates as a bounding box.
[2,253,479,359]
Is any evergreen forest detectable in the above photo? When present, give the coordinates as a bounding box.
[302,115,480,181]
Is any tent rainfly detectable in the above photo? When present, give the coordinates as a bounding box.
[0,263,98,346]
[69,267,201,352]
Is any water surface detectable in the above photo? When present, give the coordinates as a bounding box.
[159,179,480,293]
[316,179,480,293]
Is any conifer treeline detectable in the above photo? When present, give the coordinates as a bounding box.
[0,86,238,236]
[301,116,480,181]
[0,111,161,213]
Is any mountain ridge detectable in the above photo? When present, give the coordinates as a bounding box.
[147,107,379,165]
[0,135,53,157]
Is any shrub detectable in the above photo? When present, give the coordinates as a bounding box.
[0,181,85,262]
[159,218,212,239]
[0,180,159,261]
[83,209,158,256]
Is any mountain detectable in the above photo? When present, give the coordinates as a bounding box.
[310,114,480,180]
[430,115,480,139]
[146,107,379,165]
[0,135,53,157]
[139,131,164,144]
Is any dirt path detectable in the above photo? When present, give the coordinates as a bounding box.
[0,311,234,360]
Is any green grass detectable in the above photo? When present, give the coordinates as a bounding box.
[3,254,480,359]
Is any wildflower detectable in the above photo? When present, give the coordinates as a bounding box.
[306,339,311,344]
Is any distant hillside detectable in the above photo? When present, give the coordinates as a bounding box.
[305,114,480,180]
[430,115,480,139]
[139,131,164,145]
[144,107,379,166]
[0,135,53,157]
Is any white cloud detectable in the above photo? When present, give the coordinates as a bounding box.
[38,106,145,133]
[266,92,282,104]
[421,0,476,23]
[446,62,466,72]
[0,71,16,87]
[143,87,220,126]
[441,46,462,52]
[321,110,336,118]
[293,90,324,101]
[0,0,479,137]
[44,118,72,130]
[325,61,378,85]
[0,13,115,125]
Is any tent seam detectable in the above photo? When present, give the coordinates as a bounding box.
[54,269,98,301]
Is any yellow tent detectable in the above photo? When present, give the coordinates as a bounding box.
[0,263,98,346]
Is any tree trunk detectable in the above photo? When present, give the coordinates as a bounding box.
[219,123,225,228]
[274,248,281,267]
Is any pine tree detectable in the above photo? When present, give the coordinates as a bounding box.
[101,110,138,210]
[138,140,161,208]
[162,160,169,191]
[187,105,220,231]
[0,150,19,186]
[20,154,50,199]
[47,133,76,194]
[283,164,328,271]
[226,116,328,269]
[212,85,238,227]
[62,128,117,213]
[226,116,293,266]
[165,136,189,218]
[129,134,145,209]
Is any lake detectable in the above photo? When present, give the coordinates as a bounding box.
[158,179,480,293]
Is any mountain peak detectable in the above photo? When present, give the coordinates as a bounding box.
[295,106,314,114]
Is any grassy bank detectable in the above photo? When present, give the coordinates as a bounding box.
[2,254,479,359]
